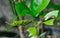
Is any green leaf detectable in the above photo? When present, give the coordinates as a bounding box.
[48,4,60,10]
[57,12,60,19]
[43,19,55,25]
[40,12,47,18]
[15,2,29,16]
[44,10,59,20]
[22,0,26,2]
[29,0,50,17]
[27,27,37,36]
[47,4,60,19]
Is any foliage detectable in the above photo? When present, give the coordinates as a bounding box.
[7,0,60,38]
[43,19,55,25]
[28,0,50,17]
[15,2,29,16]
[44,10,59,20]
[27,27,37,36]
[15,0,50,17]
[27,10,59,37]
[47,4,60,19]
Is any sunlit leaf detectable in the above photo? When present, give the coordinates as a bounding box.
[43,19,55,25]
[29,0,50,17]
[47,4,60,19]
[44,10,59,20]
[15,2,29,16]
[27,27,37,36]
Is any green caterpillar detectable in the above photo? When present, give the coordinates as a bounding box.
[10,20,30,27]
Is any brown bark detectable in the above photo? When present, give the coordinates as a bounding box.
[36,17,40,38]
[17,0,26,38]
[18,0,21,2]
[18,16,26,38]
[18,26,25,38]
[36,17,45,38]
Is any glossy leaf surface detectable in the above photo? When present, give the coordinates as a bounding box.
[15,2,29,16]
[44,10,59,20]
[43,19,55,25]
[29,0,50,17]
